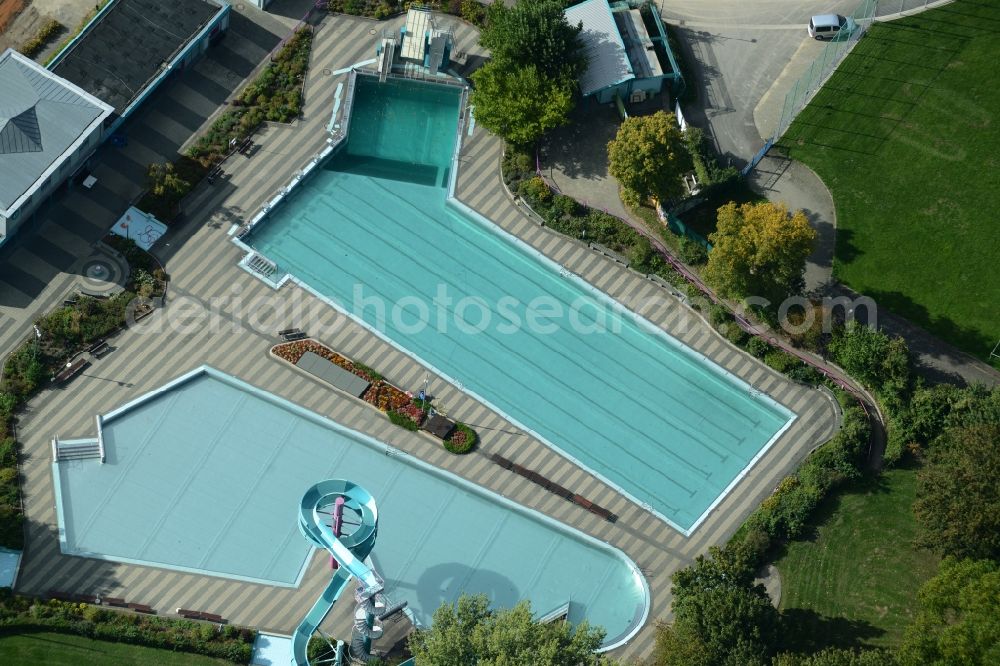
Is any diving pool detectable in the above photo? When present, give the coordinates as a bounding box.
[246,74,795,533]
[53,368,649,649]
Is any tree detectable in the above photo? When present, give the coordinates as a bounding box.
[408,594,609,665]
[887,384,1000,463]
[654,549,779,666]
[898,557,1000,666]
[607,111,691,208]
[913,421,1000,560]
[146,162,190,199]
[704,201,816,303]
[827,321,911,404]
[480,0,585,81]
[470,62,574,146]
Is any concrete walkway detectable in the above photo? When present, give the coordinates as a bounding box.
[748,154,836,293]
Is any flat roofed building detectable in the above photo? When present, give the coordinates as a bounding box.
[0,49,113,245]
[565,0,681,105]
[50,0,230,125]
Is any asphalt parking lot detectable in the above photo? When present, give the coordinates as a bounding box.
[663,0,865,164]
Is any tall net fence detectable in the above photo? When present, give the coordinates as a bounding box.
[769,0,880,144]
[874,0,943,17]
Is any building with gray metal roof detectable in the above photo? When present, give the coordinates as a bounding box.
[565,0,682,105]
[0,49,113,245]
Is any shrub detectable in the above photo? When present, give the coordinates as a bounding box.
[387,410,419,431]
[444,423,478,454]
[145,28,314,219]
[709,303,730,328]
[724,323,748,346]
[828,321,911,410]
[764,349,798,374]
[353,362,383,382]
[746,336,770,358]
[460,0,487,26]
[551,194,578,220]
[733,405,870,563]
[679,236,708,264]
[502,149,533,185]
[0,594,255,662]
[19,19,63,59]
[518,176,552,206]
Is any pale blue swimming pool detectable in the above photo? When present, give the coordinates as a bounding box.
[53,368,649,649]
[247,75,795,533]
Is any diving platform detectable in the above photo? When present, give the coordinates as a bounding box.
[401,8,431,62]
[392,7,453,74]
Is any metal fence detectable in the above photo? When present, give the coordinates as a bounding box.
[769,0,880,145]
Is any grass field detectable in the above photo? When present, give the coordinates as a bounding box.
[776,467,939,651]
[779,0,999,364]
[0,631,234,665]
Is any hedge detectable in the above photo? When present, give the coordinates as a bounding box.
[19,19,63,59]
[725,404,871,569]
[0,591,254,663]
[387,409,419,431]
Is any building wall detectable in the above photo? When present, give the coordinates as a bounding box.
[0,124,104,245]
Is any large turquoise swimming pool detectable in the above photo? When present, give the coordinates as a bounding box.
[247,74,795,533]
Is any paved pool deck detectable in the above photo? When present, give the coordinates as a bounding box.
[12,13,840,661]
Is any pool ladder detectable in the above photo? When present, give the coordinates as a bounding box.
[247,253,277,278]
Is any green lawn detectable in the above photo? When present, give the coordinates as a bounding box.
[779,0,1000,364]
[775,467,939,651]
[0,631,235,665]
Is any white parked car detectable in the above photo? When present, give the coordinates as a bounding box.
[808,14,857,40]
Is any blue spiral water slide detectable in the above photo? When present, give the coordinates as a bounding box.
[292,480,384,665]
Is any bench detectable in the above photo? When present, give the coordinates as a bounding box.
[90,342,111,359]
[104,597,127,607]
[80,289,109,299]
[282,331,307,341]
[544,482,574,500]
[87,339,111,358]
[588,505,614,521]
[177,609,225,623]
[422,413,456,440]
[47,590,74,602]
[54,357,89,384]
[74,594,100,604]
[128,603,155,614]
[490,453,513,469]
[278,328,302,337]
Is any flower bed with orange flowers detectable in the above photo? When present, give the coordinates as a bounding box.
[272,339,409,412]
